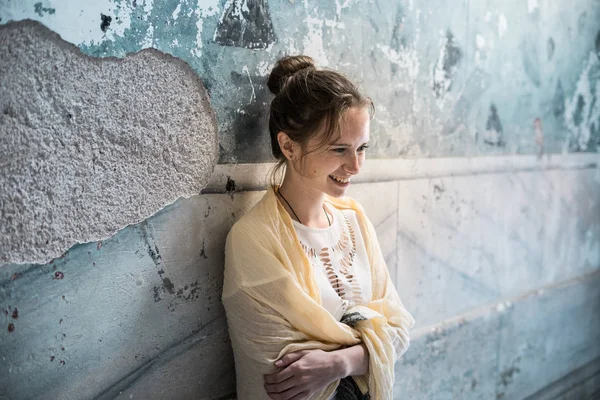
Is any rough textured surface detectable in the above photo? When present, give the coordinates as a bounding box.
[1,0,599,162]
[0,21,218,265]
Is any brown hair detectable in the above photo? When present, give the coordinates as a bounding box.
[266,55,373,182]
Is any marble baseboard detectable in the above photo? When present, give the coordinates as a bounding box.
[524,355,600,400]
[204,154,600,192]
[394,271,600,400]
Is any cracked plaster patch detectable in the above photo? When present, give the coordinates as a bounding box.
[0,21,218,265]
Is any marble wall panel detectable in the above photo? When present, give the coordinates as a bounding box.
[395,169,600,327]
[347,181,400,283]
[394,311,501,399]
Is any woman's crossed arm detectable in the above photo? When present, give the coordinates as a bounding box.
[263,343,368,400]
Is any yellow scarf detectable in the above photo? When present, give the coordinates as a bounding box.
[222,186,415,399]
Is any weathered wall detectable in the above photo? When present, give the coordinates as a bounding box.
[0,21,218,265]
[0,191,255,399]
[390,166,600,398]
[1,1,600,399]
[1,0,599,162]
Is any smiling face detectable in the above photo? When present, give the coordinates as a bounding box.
[291,106,371,198]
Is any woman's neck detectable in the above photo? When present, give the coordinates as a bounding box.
[278,171,330,229]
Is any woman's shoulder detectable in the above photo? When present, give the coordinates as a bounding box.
[227,190,280,243]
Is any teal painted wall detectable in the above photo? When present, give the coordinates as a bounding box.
[2,0,599,162]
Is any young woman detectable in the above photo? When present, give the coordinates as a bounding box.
[222,55,414,400]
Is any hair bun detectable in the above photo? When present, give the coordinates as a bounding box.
[267,55,315,95]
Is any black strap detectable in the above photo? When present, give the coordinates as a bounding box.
[337,311,370,399]
[337,376,370,400]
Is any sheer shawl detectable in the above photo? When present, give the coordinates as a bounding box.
[222,187,414,399]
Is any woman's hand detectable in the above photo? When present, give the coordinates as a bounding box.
[263,349,343,400]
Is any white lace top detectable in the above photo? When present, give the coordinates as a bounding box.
[292,204,372,321]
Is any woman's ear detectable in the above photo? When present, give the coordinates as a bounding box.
[277,131,296,161]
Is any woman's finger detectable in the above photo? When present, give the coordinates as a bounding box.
[275,350,309,368]
[270,385,304,400]
[264,375,297,394]
[264,365,295,384]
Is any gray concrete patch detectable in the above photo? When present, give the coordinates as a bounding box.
[0,20,218,265]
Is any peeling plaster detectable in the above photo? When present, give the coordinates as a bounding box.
[214,0,276,50]
[2,0,136,45]
[172,2,182,20]
[432,30,462,103]
[298,1,352,66]
[565,52,600,152]
[1,0,598,162]
[527,0,539,14]
[474,33,488,67]
[255,60,273,77]
[547,37,555,60]
[484,104,504,146]
[0,21,218,265]
[192,0,221,57]
[498,14,507,38]
[475,34,486,49]
[534,118,544,158]
[377,44,420,81]
[303,15,329,65]
[521,38,542,87]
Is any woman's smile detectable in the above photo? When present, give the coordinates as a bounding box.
[329,175,352,187]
